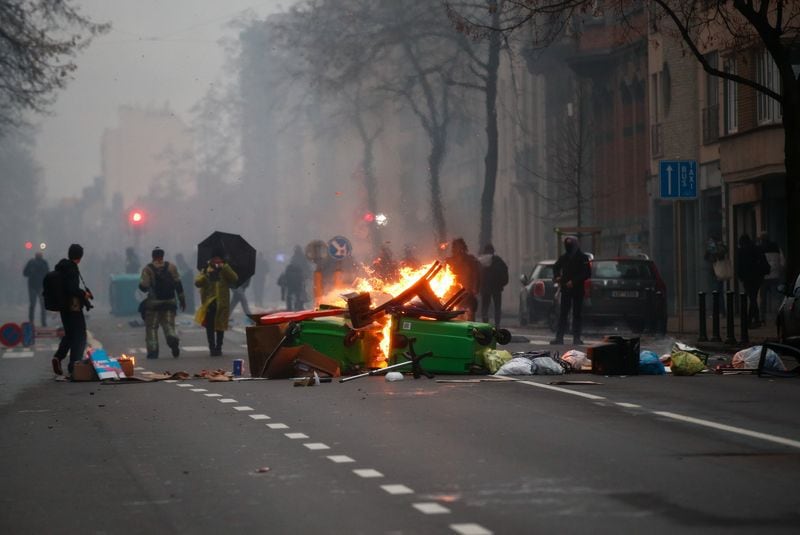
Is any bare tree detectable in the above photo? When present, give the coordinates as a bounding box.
[0,0,109,133]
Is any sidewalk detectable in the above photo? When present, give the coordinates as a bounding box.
[667,308,777,352]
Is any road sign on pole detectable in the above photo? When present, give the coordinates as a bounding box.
[327,236,352,260]
[659,160,697,199]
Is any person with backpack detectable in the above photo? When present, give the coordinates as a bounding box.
[51,244,93,378]
[23,251,49,327]
[139,247,186,359]
[194,251,238,356]
[478,243,509,327]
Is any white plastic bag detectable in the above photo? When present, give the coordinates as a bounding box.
[530,356,565,375]
[732,346,786,371]
[495,357,534,376]
[561,349,588,371]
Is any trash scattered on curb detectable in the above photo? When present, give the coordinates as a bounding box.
[385,371,404,382]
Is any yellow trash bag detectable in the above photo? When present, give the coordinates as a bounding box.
[481,349,513,374]
[670,351,705,376]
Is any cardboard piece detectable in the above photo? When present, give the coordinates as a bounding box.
[72,360,98,382]
[246,324,288,378]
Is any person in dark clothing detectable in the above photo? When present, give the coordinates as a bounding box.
[139,247,185,359]
[125,247,140,274]
[550,236,592,346]
[23,251,49,327]
[445,238,481,321]
[736,234,770,328]
[478,244,509,327]
[230,277,253,316]
[52,244,93,378]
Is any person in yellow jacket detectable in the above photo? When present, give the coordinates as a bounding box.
[194,252,238,356]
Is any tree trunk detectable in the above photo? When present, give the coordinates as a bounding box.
[429,131,448,246]
[353,111,382,254]
[783,88,800,287]
[478,15,501,250]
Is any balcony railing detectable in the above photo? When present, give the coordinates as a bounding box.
[702,105,719,144]
[651,123,663,158]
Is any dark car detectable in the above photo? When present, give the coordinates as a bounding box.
[518,260,557,327]
[553,256,667,334]
[776,274,800,345]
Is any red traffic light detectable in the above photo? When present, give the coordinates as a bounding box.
[362,211,375,223]
[129,210,145,225]
[24,241,33,250]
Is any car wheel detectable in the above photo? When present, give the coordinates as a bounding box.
[518,297,528,327]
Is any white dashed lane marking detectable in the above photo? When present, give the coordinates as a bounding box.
[413,502,450,515]
[218,398,238,403]
[249,414,270,420]
[285,432,308,439]
[176,384,194,388]
[616,402,641,408]
[267,423,289,429]
[450,523,493,535]
[233,406,253,412]
[2,351,34,358]
[327,455,355,463]
[304,443,330,451]
[164,380,178,383]
[204,393,222,397]
[380,484,413,495]
[353,469,383,478]
[190,388,208,392]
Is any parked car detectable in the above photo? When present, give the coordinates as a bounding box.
[776,273,800,345]
[552,256,667,334]
[518,260,557,327]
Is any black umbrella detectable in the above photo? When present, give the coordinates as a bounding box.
[197,231,256,288]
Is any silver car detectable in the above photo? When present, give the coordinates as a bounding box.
[777,274,800,344]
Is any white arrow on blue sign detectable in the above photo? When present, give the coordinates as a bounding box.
[327,236,352,259]
[659,160,697,199]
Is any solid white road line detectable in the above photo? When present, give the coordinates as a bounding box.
[616,402,641,408]
[304,443,330,450]
[518,380,606,400]
[653,411,800,450]
[267,423,289,429]
[413,502,450,514]
[353,469,383,478]
[285,432,308,439]
[249,414,270,420]
[380,484,413,495]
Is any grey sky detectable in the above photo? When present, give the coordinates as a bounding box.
[34,0,287,201]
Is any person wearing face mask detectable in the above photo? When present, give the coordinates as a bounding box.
[550,236,592,346]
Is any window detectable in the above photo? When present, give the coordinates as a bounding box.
[756,49,782,124]
[723,58,738,134]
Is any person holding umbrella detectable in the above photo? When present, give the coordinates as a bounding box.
[195,249,238,356]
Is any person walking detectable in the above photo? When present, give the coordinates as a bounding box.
[23,251,49,327]
[230,277,253,317]
[757,231,784,322]
[550,236,592,346]
[195,251,238,356]
[445,238,481,321]
[52,244,93,378]
[139,247,186,359]
[478,244,509,327]
[282,246,310,311]
[736,234,770,328]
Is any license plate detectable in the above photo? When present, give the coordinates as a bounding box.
[611,290,639,298]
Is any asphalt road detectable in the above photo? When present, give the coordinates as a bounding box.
[2,307,800,534]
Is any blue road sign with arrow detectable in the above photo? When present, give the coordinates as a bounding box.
[659,160,697,199]
[327,236,352,260]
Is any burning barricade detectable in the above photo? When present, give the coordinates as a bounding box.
[246,260,511,379]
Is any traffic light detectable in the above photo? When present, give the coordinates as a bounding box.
[24,241,33,250]
[362,211,375,223]
[129,209,145,226]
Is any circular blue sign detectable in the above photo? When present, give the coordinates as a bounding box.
[0,322,23,347]
[327,236,352,260]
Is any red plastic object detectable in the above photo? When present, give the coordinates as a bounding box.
[259,308,345,325]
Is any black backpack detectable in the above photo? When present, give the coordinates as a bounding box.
[149,262,176,300]
[42,270,65,311]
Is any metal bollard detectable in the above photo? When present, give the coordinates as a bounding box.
[697,292,708,342]
[740,293,749,344]
[725,290,737,345]
[711,290,722,342]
